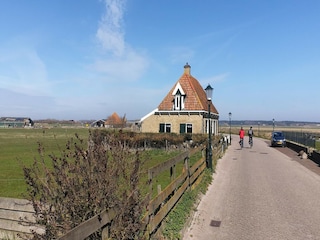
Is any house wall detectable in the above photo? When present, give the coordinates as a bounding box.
[140,113,219,135]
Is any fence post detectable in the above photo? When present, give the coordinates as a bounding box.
[184,151,191,188]
[148,170,153,198]
[101,225,109,240]
[170,165,176,182]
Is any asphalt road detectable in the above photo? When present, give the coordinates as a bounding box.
[183,135,320,240]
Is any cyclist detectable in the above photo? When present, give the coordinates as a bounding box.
[239,127,245,148]
[248,126,254,147]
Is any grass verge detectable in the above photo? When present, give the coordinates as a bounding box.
[161,168,213,239]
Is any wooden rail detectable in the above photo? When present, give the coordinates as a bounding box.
[58,208,117,240]
[58,140,224,239]
[0,197,44,239]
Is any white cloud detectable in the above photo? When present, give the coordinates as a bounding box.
[96,0,126,56]
[90,49,148,81]
[93,0,149,81]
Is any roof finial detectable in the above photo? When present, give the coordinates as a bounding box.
[184,62,191,75]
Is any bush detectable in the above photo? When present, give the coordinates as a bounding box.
[21,130,146,240]
[19,130,212,239]
[97,131,208,150]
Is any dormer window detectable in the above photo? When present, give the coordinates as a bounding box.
[172,83,185,111]
[174,89,185,110]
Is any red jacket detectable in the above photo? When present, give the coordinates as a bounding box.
[239,129,245,139]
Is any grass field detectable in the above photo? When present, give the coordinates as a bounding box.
[0,128,187,199]
[0,128,91,198]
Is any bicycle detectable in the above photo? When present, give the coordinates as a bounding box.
[239,138,244,149]
[249,136,253,148]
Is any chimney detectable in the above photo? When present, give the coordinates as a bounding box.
[184,62,191,75]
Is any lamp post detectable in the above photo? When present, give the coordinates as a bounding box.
[272,118,275,132]
[205,84,213,171]
[229,112,232,145]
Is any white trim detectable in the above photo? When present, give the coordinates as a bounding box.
[140,108,158,122]
[156,110,219,118]
[172,82,185,95]
[172,83,185,110]
[140,109,219,122]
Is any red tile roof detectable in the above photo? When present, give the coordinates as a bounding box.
[158,65,219,114]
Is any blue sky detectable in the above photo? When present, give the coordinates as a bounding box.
[0,0,319,122]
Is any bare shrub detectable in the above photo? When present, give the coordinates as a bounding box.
[21,130,146,239]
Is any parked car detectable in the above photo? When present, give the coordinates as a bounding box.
[271,131,286,147]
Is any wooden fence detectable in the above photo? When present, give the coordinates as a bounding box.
[57,139,224,239]
[0,197,44,239]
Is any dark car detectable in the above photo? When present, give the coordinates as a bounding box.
[271,131,286,147]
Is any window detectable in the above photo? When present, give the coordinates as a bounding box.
[205,119,214,134]
[205,119,211,134]
[180,123,192,134]
[186,123,192,133]
[174,90,185,110]
[159,123,171,133]
[172,83,185,110]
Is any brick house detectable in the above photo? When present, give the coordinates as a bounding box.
[139,63,219,135]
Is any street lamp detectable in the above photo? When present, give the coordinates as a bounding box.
[205,84,213,171]
[272,118,275,132]
[229,112,232,145]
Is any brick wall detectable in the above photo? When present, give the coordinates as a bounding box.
[141,112,219,135]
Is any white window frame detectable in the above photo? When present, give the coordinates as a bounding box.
[172,83,185,110]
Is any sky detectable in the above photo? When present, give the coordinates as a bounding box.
[0,0,319,122]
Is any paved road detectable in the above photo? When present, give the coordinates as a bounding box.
[183,135,320,240]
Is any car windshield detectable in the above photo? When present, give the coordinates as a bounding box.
[273,132,283,137]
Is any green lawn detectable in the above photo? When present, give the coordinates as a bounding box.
[0,128,187,199]
[0,128,90,198]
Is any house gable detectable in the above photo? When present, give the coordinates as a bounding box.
[158,63,218,114]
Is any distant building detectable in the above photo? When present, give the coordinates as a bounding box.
[0,117,34,128]
[90,113,126,128]
[90,119,106,128]
[139,63,219,135]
